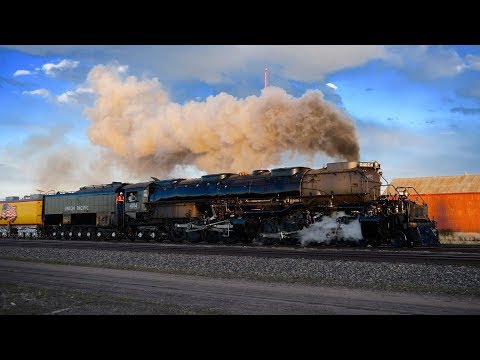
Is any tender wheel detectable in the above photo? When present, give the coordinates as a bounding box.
[149,230,161,242]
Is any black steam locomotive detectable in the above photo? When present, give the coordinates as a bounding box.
[2,160,439,247]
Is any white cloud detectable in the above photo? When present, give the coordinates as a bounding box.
[42,59,79,76]
[326,82,338,90]
[465,54,480,71]
[179,45,388,83]
[56,91,75,103]
[5,45,387,84]
[13,69,32,76]
[7,45,475,86]
[22,88,50,97]
[385,46,465,80]
[76,87,94,94]
[56,87,95,104]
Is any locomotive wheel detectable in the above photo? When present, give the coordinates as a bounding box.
[390,230,407,248]
[205,230,220,243]
[125,227,135,241]
[186,231,202,243]
[368,230,385,247]
[369,235,381,247]
[363,237,376,247]
[221,230,237,244]
[261,219,279,233]
[149,230,159,241]
[143,231,150,242]
[356,238,368,247]
[257,219,280,245]
[170,226,186,242]
[240,234,254,244]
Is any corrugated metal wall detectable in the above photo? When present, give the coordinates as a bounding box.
[415,193,480,232]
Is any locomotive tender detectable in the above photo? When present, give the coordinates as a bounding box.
[0,160,439,247]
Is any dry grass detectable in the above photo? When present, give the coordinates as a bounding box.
[439,231,480,245]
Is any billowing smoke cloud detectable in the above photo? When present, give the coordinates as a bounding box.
[84,65,360,176]
[8,126,126,194]
[299,212,363,246]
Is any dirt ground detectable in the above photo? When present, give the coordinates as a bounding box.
[0,282,222,315]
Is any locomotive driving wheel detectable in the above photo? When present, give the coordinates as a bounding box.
[186,230,202,243]
[169,225,186,242]
[390,230,407,248]
[261,218,279,233]
[367,231,384,247]
[256,218,280,245]
[205,230,221,243]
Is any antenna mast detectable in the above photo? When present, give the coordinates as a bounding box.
[264,67,268,90]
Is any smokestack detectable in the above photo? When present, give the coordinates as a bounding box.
[264,67,268,90]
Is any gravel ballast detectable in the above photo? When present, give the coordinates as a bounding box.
[1,246,479,297]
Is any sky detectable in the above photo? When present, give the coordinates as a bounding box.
[1,45,480,199]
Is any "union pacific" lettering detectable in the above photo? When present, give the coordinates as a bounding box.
[64,205,89,211]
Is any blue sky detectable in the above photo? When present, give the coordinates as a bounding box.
[1,45,480,198]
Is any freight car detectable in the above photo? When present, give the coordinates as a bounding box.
[0,194,43,238]
[0,160,439,247]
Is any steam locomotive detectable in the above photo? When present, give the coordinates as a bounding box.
[0,160,439,247]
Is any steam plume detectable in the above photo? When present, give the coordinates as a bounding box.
[85,65,360,176]
[299,212,363,246]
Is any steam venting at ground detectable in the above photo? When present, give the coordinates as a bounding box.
[298,212,363,246]
[84,65,360,176]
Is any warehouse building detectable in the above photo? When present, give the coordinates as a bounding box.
[388,174,480,243]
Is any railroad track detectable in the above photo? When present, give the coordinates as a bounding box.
[1,238,479,266]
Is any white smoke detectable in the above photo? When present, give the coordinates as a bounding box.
[299,212,363,246]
